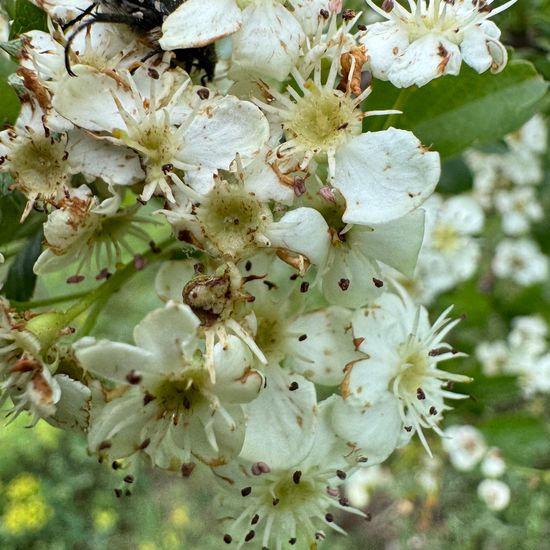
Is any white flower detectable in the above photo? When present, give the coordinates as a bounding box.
[508,315,547,356]
[477,478,511,511]
[74,302,264,469]
[492,238,549,286]
[253,33,440,225]
[331,287,470,460]
[480,447,506,478]
[218,398,364,549]
[476,340,510,376]
[345,465,393,508]
[442,424,487,471]
[361,0,515,87]
[415,193,484,301]
[495,187,543,236]
[51,67,269,201]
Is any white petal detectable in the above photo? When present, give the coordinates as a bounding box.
[68,130,144,186]
[133,302,200,365]
[75,339,156,382]
[387,34,462,88]
[266,207,330,266]
[331,394,402,465]
[322,246,382,308]
[239,367,317,469]
[230,1,305,81]
[160,0,242,50]
[48,374,91,431]
[360,22,410,80]
[179,96,269,176]
[333,129,440,224]
[349,208,425,277]
[286,306,361,386]
[212,336,264,403]
[155,261,196,303]
[51,67,137,132]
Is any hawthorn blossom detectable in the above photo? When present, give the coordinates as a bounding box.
[331,287,470,460]
[442,425,487,471]
[492,238,549,286]
[477,478,511,511]
[361,0,516,87]
[75,302,264,469]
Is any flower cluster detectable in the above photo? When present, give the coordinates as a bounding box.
[0,0,519,546]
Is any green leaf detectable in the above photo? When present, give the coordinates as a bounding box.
[480,414,550,469]
[8,0,47,39]
[366,60,549,158]
[0,186,46,245]
[3,229,43,302]
[0,55,20,126]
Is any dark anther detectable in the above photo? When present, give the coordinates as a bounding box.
[98,441,112,451]
[298,334,307,342]
[197,87,210,100]
[293,176,306,197]
[112,461,121,470]
[338,278,350,290]
[139,438,151,450]
[244,530,255,542]
[373,278,384,288]
[416,388,426,400]
[245,260,252,271]
[382,0,395,12]
[241,486,252,497]
[272,498,280,506]
[126,370,142,385]
[251,462,271,475]
[181,462,195,477]
[67,275,85,284]
[96,268,111,280]
[134,255,148,270]
[123,475,134,484]
[325,513,334,522]
[149,240,161,254]
[300,282,309,293]
[358,456,368,463]
[404,426,413,432]
[343,9,356,20]
[288,381,299,391]
[114,488,123,498]
[147,68,160,79]
[161,163,174,174]
[143,392,156,406]
[315,532,325,541]
[336,470,347,480]
[290,273,299,280]
[292,471,302,484]
[320,9,330,18]
[223,534,232,544]
[358,24,367,31]
[429,406,438,415]
[263,280,277,290]
[251,514,259,525]
[365,512,372,522]
[339,497,350,507]
[289,538,297,545]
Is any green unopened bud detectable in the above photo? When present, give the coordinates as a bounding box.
[25,311,69,352]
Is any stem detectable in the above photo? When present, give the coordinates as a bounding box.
[11,291,90,311]
[63,237,175,328]
[26,238,177,351]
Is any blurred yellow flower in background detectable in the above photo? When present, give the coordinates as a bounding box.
[169,506,189,527]
[93,508,118,532]
[6,472,41,500]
